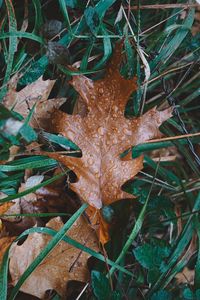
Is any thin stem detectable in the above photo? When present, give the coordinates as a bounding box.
[127,4,200,10]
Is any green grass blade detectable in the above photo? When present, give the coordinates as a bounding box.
[59,0,72,32]
[132,136,200,159]
[93,25,112,69]
[58,64,98,76]
[0,31,44,44]
[194,198,200,289]
[0,156,57,172]
[32,0,43,33]
[151,8,195,71]
[0,0,17,100]
[0,249,10,300]
[95,0,117,19]
[80,41,94,71]
[43,132,79,150]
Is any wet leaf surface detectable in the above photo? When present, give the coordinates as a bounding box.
[44,42,172,243]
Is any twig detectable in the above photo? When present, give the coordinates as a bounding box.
[146,61,194,85]
[145,132,200,144]
[140,9,185,35]
[76,283,89,300]
[127,4,200,10]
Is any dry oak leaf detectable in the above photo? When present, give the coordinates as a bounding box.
[46,41,172,210]
[9,216,99,299]
[3,76,66,129]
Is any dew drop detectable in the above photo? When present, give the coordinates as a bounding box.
[98,88,104,94]
[109,160,114,166]
[88,158,94,165]
[67,129,74,139]
[97,126,105,135]
[113,105,118,112]
[112,137,118,144]
[123,128,132,136]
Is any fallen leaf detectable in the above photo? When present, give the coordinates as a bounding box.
[44,42,171,208]
[42,41,171,243]
[3,76,55,111]
[9,216,99,298]
[3,76,66,129]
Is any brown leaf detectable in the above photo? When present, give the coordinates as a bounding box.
[41,41,172,244]
[3,76,66,129]
[9,216,99,298]
[3,76,54,111]
[45,42,172,210]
